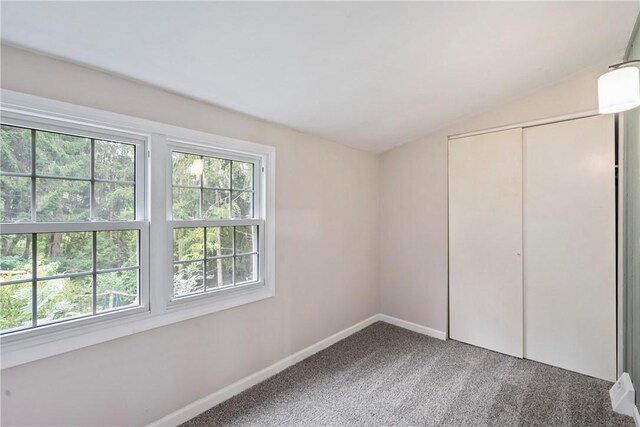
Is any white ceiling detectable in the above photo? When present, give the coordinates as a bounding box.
[1,1,638,152]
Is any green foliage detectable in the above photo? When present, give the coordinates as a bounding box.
[36,178,91,221]
[35,131,91,178]
[94,140,135,181]
[0,125,258,331]
[172,226,257,296]
[0,255,26,271]
[96,270,138,312]
[0,125,139,332]
[174,261,204,296]
[0,175,31,222]
[37,276,92,323]
[0,125,31,173]
[0,283,31,331]
[0,125,135,223]
[169,152,257,297]
[171,152,253,220]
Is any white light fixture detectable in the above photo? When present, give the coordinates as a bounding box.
[598,60,640,114]
[189,158,204,176]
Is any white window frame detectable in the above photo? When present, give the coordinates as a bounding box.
[0,90,276,369]
[165,139,266,305]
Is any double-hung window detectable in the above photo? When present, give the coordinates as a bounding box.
[0,91,274,368]
[167,141,264,301]
[0,118,148,335]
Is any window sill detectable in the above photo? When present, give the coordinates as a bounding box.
[0,283,274,369]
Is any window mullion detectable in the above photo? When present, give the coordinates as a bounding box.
[168,219,260,229]
[203,226,207,293]
[31,232,37,328]
[229,162,233,219]
[0,221,146,234]
[199,155,204,219]
[30,129,36,222]
[90,139,95,220]
[92,231,97,315]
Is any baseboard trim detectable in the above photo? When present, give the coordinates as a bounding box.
[149,314,380,426]
[378,314,447,340]
[633,405,639,427]
[148,314,446,426]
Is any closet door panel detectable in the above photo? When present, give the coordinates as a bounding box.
[449,128,523,358]
[523,115,616,381]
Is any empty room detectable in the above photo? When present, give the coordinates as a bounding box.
[1,1,640,426]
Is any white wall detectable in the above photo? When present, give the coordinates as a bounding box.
[0,45,380,427]
[379,68,602,333]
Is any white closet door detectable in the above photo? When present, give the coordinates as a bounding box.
[449,128,523,358]
[523,115,616,381]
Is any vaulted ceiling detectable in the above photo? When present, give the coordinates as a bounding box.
[1,1,638,152]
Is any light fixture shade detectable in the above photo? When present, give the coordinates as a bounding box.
[598,67,640,114]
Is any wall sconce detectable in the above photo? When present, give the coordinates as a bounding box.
[598,60,640,114]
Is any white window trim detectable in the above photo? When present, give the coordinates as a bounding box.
[0,90,276,369]
[165,139,266,304]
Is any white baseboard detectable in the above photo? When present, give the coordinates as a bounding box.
[149,314,379,426]
[148,314,446,427]
[378,313,447,340]
[634,405,639,427]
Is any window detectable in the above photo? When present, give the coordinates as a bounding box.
[169,148,263,299]
[0,90,274,369]
[0,123,146,334]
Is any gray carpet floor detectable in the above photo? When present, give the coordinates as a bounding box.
[182,322,634,426]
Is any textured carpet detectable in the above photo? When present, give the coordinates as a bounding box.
[182,322,634,426]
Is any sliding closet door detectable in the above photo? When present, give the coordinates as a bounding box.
[449,129,523,358]
[523,115,616,381]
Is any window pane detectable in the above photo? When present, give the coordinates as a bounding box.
[0,234,33,283]
[172,152,201,187]
[235,226,257,254]
[235,254,257,284]
[0,125,144,333]
[172,187,200,220]
[37,232,92,277]
[203,157,230,189]
[0,175,31,222]
[173,261,204,297]
[1,125,31,174]
[36,178,90,222]
[231,191,252,219]
[96,230,138,270]
[203,189,230,219]
[36,275,93,325]
[232,161,253,190]
[173,228,204,261]
[0,282,32,333]
[94,182,135,220]
[36,130,90,178]
[96,269,138,313]
[206,227,233,258]
[94,140,135,182]
[205,258,233,290]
